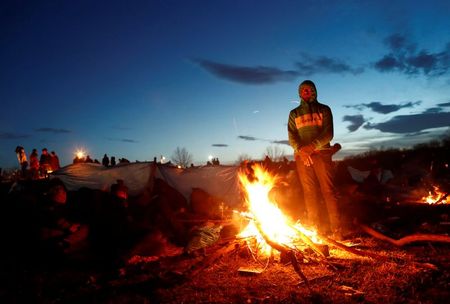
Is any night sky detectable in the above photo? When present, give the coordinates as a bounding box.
[2,0,450,169]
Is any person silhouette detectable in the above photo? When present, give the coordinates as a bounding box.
[15,146,28,178]
[102,154,110,167]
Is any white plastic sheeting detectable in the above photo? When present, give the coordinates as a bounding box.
[50,162,155,196]
[347,166,394,184]
[157,165,241,207]
[51,163,242,207]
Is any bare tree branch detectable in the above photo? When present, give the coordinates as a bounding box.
[171,147,193,168]
[264,146,285,162]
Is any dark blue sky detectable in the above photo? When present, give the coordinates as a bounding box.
[1,0,450,168]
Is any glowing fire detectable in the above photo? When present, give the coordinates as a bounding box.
[421,185,449,204]
[75,149,85,160]
[237,164,319,256]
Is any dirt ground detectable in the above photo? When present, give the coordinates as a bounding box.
[2,229,449,304]
[151,239,450,304]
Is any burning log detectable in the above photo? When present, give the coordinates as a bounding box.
[251,217,311,288]
[291,225,328,258]
[435,192,449,204]
[421,185,450,204]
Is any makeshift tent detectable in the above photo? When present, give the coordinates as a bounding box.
[347,166,394,184]
[50,162,242,207]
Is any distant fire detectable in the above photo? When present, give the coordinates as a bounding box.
[75,149,86,160]
[421,185,449,205]
[237,164,320,256]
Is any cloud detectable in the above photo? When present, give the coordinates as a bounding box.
[212,144,228,147]
[422,107,443,114]
[193,59,299,84]
[343,114,367,132]
[106,137,139,143]
[238,135,290,146]
[35,127,71,134]
[194,34,449,86]
[403,131,431,137]
[338,127,450,157]
[0,132,31,139]
[271,140,290,146]
[363,111,450,133]
[346,101,421,114]
[384,33,415,52]
[296,54,364,75]
[238,135,257,141]
[437,102,450,107]
[374,34,450,76]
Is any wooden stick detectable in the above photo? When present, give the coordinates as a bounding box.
[287,250,311,289]
[291,225,328,258]
[318,234,384,259]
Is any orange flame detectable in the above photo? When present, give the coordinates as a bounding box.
[237,164,319,256]
[421,185,449,204]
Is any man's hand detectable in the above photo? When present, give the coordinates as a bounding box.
[301,144,315,155]
[300,151,313,166]
[299,145,315,166]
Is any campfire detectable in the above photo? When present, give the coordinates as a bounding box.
[236,164,321,257]
[421,185,449,205]
[232,164,387,285]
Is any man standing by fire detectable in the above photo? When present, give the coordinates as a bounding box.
[288,80,341,239]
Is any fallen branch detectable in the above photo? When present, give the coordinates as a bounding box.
[359,223,450,247]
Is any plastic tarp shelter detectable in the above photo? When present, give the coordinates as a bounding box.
[50,162,242,207]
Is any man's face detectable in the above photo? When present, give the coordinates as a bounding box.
[300,85,316,102]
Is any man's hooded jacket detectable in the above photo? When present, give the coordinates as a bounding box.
[288,81,334,152]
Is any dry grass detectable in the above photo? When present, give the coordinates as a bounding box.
[145,237,449,304]
[2,236,448,303]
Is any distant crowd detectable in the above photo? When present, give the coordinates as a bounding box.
[15,146,60,180]
[73,153,130,167]
[13,146,135,181]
